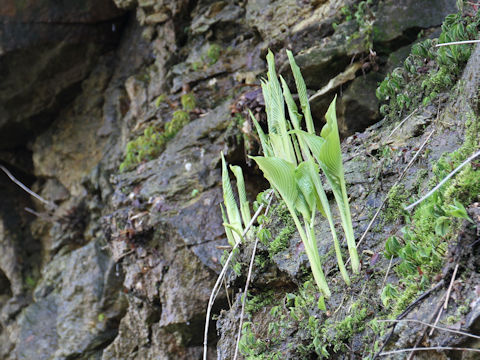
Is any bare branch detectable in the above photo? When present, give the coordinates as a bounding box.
[0,165,57,210]
[233,194,274,360]
[380,346,480,356]
[405,149,480,211]
[379,318,480,340]
[203,190,274,360]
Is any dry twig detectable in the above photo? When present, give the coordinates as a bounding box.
[380,319,480,340]
[436,40,480,47]
[233,194,274,360]
[203,190,274,360]
[407,290,447,360]
[405,149,480,211]
[380,346,480,356]
[428,263,459,337]
[372,280,444,360]
[349,129,436,262]
[0,165,57,210]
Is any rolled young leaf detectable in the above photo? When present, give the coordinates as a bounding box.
[221,152,243,244]
[220,204,237,247]
[287,49,315,134]
[280,76,311,161]
[230,165,252,230]
[249,110,272,157]
[262,51,296,165]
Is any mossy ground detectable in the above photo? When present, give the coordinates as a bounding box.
[376,7,480,120]
[233,3,480,358]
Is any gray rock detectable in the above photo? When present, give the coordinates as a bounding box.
[373,0,457,43]
[14,240,126,360]
[0,0,124,149]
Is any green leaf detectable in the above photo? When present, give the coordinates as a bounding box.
[220,204,236,247]
[221,152,243,244]
[302,158,350,285]
[230,165,252,227]
[280,76,302,130]
[435,216,450,236]
[318,99,342,180]
[270,133,288,160]
[265,51,287,136]
[445,200,473,222]
[294,130,325,159]
[287,50,315,134]
[250,156,297,206]
[281,76,311,161]
[295,162,316,211]
[381,283,399,308]
[263,51,296,164]
[317,295,326,311]
[295,191,311,221]
[318,98,359,273]
[249,110,272,157]
[384,236,401,258]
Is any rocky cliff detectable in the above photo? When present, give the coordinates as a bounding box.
[0,0,479,359]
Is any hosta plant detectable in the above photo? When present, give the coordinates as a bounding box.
[249,50,359,297]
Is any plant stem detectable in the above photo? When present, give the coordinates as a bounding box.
[340,177,360,273]
[286,203,331,298]
[330,224,350,285]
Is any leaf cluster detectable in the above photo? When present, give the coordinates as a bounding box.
[248,50,359,298]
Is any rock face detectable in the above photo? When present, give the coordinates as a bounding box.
[1,0,479,359]
[0,0,125,149]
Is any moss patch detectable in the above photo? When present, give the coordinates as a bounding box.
[377,8,480,120]
[120,94,196,171]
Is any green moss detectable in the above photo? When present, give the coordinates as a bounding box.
[382,111,479,316]
[190,61,203,71]
[25,275,36,290]
[120,110,191,171]
[340,0,375,50]
[333,302,368,352]
[154,94,167,108]
[180,93,196,112]
[269,225,295,258]
[119,125,165,172]
[254,253,269,269]
[383,184,408,222]
[238,271,382,359]
[377,8,480,120]
[443,165,480,204]
[239,291,286,359]
[206,44,222,65]
[245,290,276,313]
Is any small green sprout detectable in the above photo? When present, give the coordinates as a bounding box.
[220,153,252,246]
